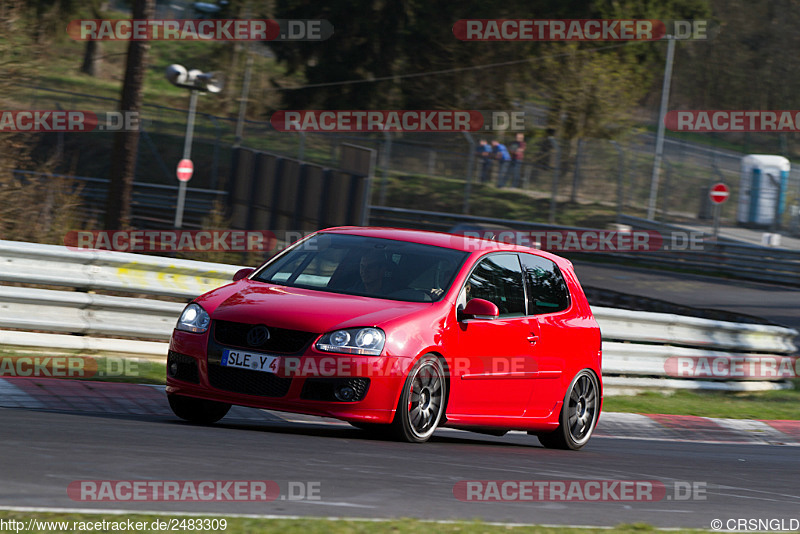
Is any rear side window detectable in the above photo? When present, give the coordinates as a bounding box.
[519,253,570,314]
[465,253,526,317]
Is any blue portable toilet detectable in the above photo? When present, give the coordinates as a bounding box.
[737,155,790,226]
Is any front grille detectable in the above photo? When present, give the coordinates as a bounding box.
[207,364,292,397]
[213,320,317,354]
[167,351,199,384]
[300,377,370,402]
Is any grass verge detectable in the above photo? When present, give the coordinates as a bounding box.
[604,384,800,420]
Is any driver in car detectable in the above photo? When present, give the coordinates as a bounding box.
[350,250,389,294]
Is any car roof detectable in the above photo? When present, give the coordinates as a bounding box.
[319,226,572,268]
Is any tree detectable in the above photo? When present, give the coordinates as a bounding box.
[268,0,552,110]
[80,0,104,76]
[532,0,711,188]
[24,0,76,43]
[104,0,154,230]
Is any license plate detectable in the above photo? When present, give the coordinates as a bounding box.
[221,349,279,374]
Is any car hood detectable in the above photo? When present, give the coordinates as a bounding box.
[196,279,432,333]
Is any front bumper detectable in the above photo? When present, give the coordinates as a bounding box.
[165,328,407,424]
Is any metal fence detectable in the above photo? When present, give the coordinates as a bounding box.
[15,84,800,233]
[10,169,226,230]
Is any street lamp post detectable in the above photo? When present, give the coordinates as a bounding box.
[165,64,222,228]
[646,36,676,221]
[174,89,199,228]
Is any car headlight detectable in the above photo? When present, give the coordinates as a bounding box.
[176,303,211,333]
[316,327,385,356]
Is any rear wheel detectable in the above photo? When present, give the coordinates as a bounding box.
[538,370,599,450]
[390,354,447,443]
[168,394,231,424]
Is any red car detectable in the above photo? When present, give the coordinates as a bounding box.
[166,227,602,449]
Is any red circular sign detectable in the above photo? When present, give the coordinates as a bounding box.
[709,182,729,204]
[176,159,194,182]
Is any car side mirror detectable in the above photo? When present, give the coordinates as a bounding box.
[459,298,499,321]
[232,268,254,282]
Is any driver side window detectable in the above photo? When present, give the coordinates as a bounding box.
[462,254,525,317]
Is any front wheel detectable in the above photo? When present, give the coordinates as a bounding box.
[390,354,447,443]
[168,394,231,424]
[538,370,600,450]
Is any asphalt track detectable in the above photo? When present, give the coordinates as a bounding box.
[1,385,799,529]
[573,261,800,329]
[3,263,799,529]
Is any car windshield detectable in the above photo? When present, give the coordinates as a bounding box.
[253,233,468,303]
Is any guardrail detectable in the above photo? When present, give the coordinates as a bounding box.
[0,240,237,298]
[369,205,565,234]
[615,215,800,286]
[0,239,796,394]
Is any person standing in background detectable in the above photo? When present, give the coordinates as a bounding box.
[478,139,493,183]
[506,133,526,188]
[493,140,512,187]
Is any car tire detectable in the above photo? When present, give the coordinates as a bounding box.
[390,354,447,443]
[168,394,231,424]
[538,369,600,450]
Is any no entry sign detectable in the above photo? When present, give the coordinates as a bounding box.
[176,159,194,182]
[709,183,729,204]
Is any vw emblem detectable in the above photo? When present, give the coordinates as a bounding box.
[246,326,270,347]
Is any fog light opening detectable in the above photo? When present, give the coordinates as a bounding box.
[334,385,357,402]
[168,362,179,377]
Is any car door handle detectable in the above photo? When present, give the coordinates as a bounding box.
[527,334,539,344]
